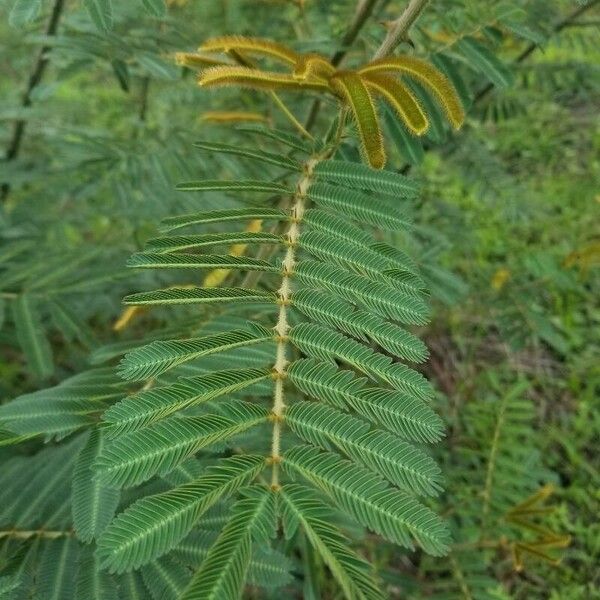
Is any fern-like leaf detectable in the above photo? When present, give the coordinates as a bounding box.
[175,179,291,194]
[193,140,301,170]
[159,208,287,232]
[313,159,419,197]
[289,322,432,399]
[295,261,429,324]
[123,287,276,307]
[307,181,413,230]
[292,289,428,362]
[180,486,276,600]
[118,325,273,380]
[73,430,120,542]
[97,455,265,572]
[103,368,270,435]
[281,484,385,600]
[95,403,268,488]
[287,359,443,443]
[286,401,442,495]
[283,445,450,555]
[144,232,282,254]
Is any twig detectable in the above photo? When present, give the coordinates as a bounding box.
[139,76,151,122]
[1,0,66,202]
[332,0,381,67]
[373,0,430,59]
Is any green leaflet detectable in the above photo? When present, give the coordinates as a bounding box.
[235,124,312,153]
[142,556,189,600]
[1,436,84,529]
[174,531,294,589]
[313,159,419,197]
[175,179,291,194]
[140,0,166,17]
[123,287,276,306]
[117,572,148,600]
[95,403,268,488]
[118,325,273,380]
[286,401,442,496]
[73,430,120,542]
[295,260,429,325]
[9,0,42,27]
[383,103,425,166]
[299,230,421,284]
[84,0,113,32]
[12,294,53,379]
[302,210,424,285]
[97,455,265,572]
[180,486,276,600]
[193,140,301,170]
[287,359,443,443]
[145,232,282,254]
[292,289,428,362]
[126,252,279,272]
[456,36,515,89]
[76,548,119,600]
[103,368,270,435]
[307,182,413,231]
[37,538,80,600]
[160,208,287,233]
[0,379,120,438]
[283,446,451,556]
[303,208,372,245]
[280,485,385,600]
[289,322,432,400]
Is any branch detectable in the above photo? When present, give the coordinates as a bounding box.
[1,0,66,202]
[474,0,600,103]
[373,0,430,59]
[331,0,380,67]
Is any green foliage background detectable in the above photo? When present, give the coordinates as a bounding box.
[0,0,598,598]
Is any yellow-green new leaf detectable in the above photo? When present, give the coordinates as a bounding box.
[330,72,385,169]
[359,56,465,130]
[363,72,428,135]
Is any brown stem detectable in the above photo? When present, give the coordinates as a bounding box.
[1,0,66,202]
[372,0,430,59]
[139,77,151,122]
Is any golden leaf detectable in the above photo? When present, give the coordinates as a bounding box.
[200,36,301,65]
[293,53,335,82]
[330,72,385,170]
[200,111,269,124]
[175,52,231,70]
[363,72,428,135]
[359,56,465,130]
[113,306,146,332]
[199,66,329,93]
[491,267,510,291]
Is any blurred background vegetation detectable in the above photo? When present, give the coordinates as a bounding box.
[1,0,598,598]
